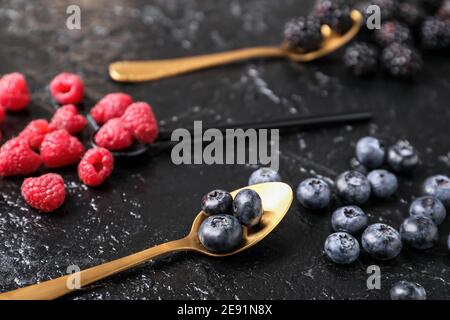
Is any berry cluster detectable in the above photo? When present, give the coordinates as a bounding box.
[198,188,264,253]
[282,0,450,79]
[248,134,450,300]
[0,71,162,212]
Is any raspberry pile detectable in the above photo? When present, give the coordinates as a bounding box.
[0,71,159,212]
[283,0,450,79]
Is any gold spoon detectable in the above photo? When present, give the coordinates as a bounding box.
[0,182,293,300]
[109,10,363,82]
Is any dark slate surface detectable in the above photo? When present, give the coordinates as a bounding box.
[0,0,449,300]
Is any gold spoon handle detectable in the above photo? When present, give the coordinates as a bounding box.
[0,237,192,300]
[109,46,286,82]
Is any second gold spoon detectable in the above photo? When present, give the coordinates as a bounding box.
[0,182,293,300]
[109,10,362,82]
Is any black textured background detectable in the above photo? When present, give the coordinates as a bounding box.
[0,0,449,300]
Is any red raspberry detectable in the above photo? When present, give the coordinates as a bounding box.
[40,129,85,168]
[0,72,31,111]
[94,118,133,151]
[18,119,51,149]
[78,147,114,186]
[90,93,133,125]
[0,104,5,123]
[49,72,84,105]
[0,138,41,176]
[121,102,159,143]
[21,173,66,212]
[49,104,87,134]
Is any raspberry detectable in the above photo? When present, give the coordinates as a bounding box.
[283,16,323,51]
[94,118,133,151]
[0,138,41,176]
[312,0,352,34]
[49,72,84,105]
[0,104,5,123]
[49,104,87,134]
[78,147,114,186]
[21,173,65,212]
[120,102,159,144]
[18,119,51,149]
[90,93,133,125]
[381,43,423,78]
[40,129,85,168]
[343,42,378,76]
[0,72,31,111]
[374,21,413,47]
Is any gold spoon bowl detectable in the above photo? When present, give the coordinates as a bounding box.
[109,10,363,82]
[0,182,293,300]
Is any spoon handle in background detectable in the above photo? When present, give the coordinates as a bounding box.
[0,237,192,300]
[156,111,373,142]
[109,46,286,82]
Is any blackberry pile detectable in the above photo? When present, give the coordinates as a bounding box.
[282,0,450,79]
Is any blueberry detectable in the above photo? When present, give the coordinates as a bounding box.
[400,216,438,250]
[248,167,281,186]
[423,174,450,207]
[198,215,243,253]
[355,136,385,169]
[387,140,419,173]
[335,171,371,205]
[361,223,402,260]
[233,189,263,227]
[409,196,446,225]
[324,232,360,264]
[390,281,427,300]
[296,178,332,210]
[367,169,398,199]
[331,206,369,235]
[201,189,233,216]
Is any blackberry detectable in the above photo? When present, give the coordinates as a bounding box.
[374,21,413,47]
[438,0,450,19]
[283,16,323,50]
[373,0,397,21]
[381,43,423,78]
[344,42,379,76]
[396,1,425,27]
[420,16,450,49]
[312,0,353,34]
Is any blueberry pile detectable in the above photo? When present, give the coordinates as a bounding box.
[249,134,450,299]
[283,0,450,79]
[198,188,264,253]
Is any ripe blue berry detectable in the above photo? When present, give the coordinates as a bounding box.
[198,215,243,253]
[248,167,281,185]
[355,136,385,169]
[362,223,402,260]
[296,178,332,210]
[233,189,263,227]
[390,281,426,300]
[387,140,419,173]
[331,206,368,235]
[367,169,398,199]
[400,216,438,250]
[324,232,360,264]
[409,196,446,225]
[335,171,371,205]
[201,189,233,216]
[423,174,450,207]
